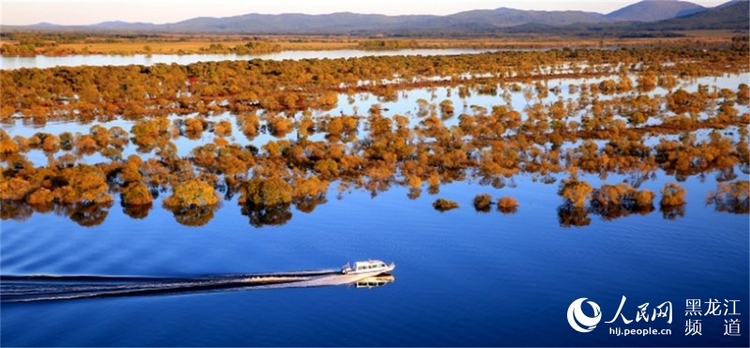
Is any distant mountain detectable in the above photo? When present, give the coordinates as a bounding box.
[92,21,157,30]
[645,0,750,30]
[2,0,746,35]
[447,8,605,27]
[157,9,607,34]
[34,22,60,27]
[606,0,706,22]
[159,12,440,34]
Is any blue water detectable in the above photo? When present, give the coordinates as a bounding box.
[0,48,494,70]
[1,170,748,346]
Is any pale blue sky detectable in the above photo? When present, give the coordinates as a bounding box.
[1,0,728,26]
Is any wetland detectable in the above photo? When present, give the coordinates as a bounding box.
[1,39,748,346]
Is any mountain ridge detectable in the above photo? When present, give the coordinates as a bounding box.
[2,0,747,35]
[605,0,706,21]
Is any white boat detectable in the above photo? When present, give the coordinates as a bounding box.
[341,260,395,275]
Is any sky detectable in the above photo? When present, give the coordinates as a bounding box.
[1,0,729,26]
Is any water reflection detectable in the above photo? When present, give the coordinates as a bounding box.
[122,203,152,219]
[0,270,396,302]
[354,275,395,289]
[0,49,493,70]
[165,204,220,227]
[557,197,683,227]
[661,204,687,220]
[557,206,592,228]
[65,202,113,227]
[592,204,655,221]
[241,203,293,228]
[0,200,32,222]
[0,200,114,227]
[705,181,750,214]
[1,177,745,228]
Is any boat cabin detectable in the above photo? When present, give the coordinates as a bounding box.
[341,260,393,275]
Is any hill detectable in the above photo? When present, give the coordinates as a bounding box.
[154,9,609,34]
[2,1,746,36]
[645,0,750,30]
[446,8,605,27]
[606,0,706,22]
[160,13,440,34]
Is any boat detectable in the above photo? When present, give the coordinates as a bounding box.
[341,260,395,275]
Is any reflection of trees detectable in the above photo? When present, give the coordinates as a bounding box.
[123,203,152,219]
[0,200,32,222]
[498,205,518,215]
[624,171,654,188]
[1,200,113,226]
[427,185,440,195]
[715,167,738,183]
[407,188,422,200]
[241,203,292,228]
[62,202,113,227]
[167,205,218,227]
[364,178,393,198]
[589,183,655,221]
[660,205,686,220]
[708,198,749,214]
[557,206,591,227]
[293,195,327,214]
[590,204,654,221]
[706,180,749,214]
[30,202,55,214]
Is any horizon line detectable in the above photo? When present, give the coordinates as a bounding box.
[1,0,738,27]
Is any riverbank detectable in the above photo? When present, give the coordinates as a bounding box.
[0,31,739,57]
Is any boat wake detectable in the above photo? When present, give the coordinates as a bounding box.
[0,269,394,303]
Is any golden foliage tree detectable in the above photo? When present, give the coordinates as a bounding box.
[163,178,218,208]
[121,182,154,206]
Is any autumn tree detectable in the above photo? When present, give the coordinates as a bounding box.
[497,196,519,214]
[558,174,592,209]
[121,182,153,206]
[55,165,113,205]
[238,176,293,207]
[163,178,218,208]
[660,182,687,207]
[433,198,459,212]
[473,193,492,212]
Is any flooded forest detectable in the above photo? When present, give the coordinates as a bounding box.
[1,40,749,227]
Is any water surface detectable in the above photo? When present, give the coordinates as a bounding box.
[0,48,493,70]
[1,174,747,346]
[0,59,748,346]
